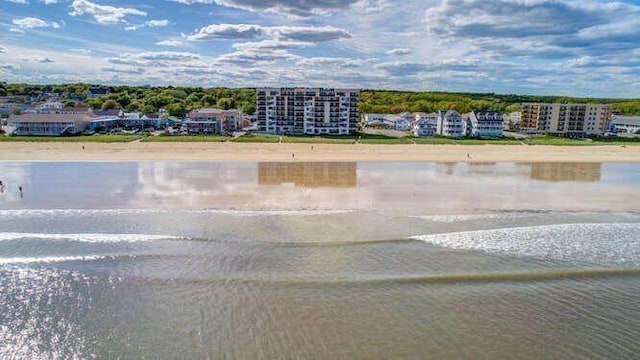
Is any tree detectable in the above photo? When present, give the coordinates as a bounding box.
[102,99,120,110]
[217,97,234,110]
[64,100,76,107]
[87,97,103,109]
[164,102,185,117]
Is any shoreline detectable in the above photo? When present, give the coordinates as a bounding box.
[1,142,639,163]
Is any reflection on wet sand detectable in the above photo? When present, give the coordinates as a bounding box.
[530,163,601,182]
[258,162,357,188]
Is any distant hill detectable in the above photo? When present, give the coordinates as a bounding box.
[2,83,639,116]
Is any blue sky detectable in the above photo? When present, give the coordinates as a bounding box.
[1,0,639,97]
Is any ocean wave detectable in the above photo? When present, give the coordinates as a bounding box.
[0,232,180,243]
[411,213,532,222]
[0,208,353,218]
[412,223,640,264]
[0,254,111,265]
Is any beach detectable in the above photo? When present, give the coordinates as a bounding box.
[1,141,639,162]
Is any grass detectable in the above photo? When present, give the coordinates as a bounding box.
[0,134,144,142]
[142,134,231,142]
[1,132,639,145]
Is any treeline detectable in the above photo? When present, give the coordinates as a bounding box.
[359,90,640,115]
[1,83,639,116]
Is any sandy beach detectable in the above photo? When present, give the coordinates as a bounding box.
[1,142,639,162]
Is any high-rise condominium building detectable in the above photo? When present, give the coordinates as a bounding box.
[257,88,360,135]
[520,103,611,136]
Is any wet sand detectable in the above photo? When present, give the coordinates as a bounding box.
[0,142,639,162]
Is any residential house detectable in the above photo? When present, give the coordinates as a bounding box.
[413,112,438,136]
[468,111,504,137]
[87,87,110,99]
[436,110,465,137]
[8,113,91,136]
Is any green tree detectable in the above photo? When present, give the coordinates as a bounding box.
[101,99,121,110]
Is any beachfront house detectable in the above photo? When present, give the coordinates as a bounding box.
[610,116,640,135]
[413,112,438,137]
[468,111,504,137]
[436,110,465,137]
[183,108,241,134]
[8,113,91,136]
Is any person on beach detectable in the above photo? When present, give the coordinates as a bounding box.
[19,185,23,198]
[292,153,295,160]
[0,180,4,193]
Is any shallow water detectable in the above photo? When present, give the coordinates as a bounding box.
[1,161,639,358]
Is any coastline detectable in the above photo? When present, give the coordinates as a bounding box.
[1,142,639,162]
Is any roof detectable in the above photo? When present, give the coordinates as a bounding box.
[92,109,121,116]
[88,87,109,94]
[9,113,93,123]
[612,116,640,126]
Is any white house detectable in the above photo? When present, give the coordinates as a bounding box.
[469,111,504,137]
[437,110,465,137]
[413,112,438,137]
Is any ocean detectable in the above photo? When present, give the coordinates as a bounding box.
[1,161,639,358]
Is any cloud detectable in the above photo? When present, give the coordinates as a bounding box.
[0,46,7,53]
[9,28,26,34]
[37,57,54,63]
[123,51,201,61]
[101,66,145,74]
[296,57,363,68]
[186,24,265,41]
[146,20,169,27]
[386,48,411,56]
[187,24,351,43]
[172,0,361,17]
[70,48,92,54]
[270,26,352,42]
[374,61,430,76]
[69,0,147,25]
[231,40,312,51]
[12,17,62,29]
[156,40,183,47]
[216,49,297,65]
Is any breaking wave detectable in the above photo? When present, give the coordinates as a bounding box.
[0,232,180,243]
[412,223,640,265]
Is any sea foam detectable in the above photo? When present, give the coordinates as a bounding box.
[0,232,180,243]
[412,223,640,265]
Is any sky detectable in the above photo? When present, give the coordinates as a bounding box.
[0,0,639,97]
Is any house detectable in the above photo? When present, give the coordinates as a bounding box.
[413,112,438,137]
[184,108,242,134]
[437,110,465,137]
[469,111,504,137]
[394,113,414,131]
[8,113,91,136]
[610,116,640,135]
[87,87,110,99]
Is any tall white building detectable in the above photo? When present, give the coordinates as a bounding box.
[436,110,465,137]
[257,88,359,135]
[521,103,611,136]
[469,111,504,137]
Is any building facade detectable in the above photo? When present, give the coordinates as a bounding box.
[469,111,504,137]
[8,113,90,136]
[413,112,438,137]
[184,108,241,134]
[257,88,359,135]
[520,103,611,136]
[436,110,465,137]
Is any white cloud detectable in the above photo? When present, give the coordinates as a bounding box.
[156,40,183,47]
[386,48,411,56]
[12,17,62,29]
[187,24,351,43]
[120,51,201,61]
[296,57,363,68]
[69,0,147,25]
[0,46,7,53]
[186,24,265,41]
[146,20,169,27]
[9,28,26,34]
[231,40,312,51]
[38,57,54,63]
[171,0,362,16]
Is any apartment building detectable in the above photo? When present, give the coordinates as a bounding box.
[469,111,504,137]
[257,88,359,135]
[520,103,611,136]
[436,110,465,137]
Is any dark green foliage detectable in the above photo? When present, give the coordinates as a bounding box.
[2,84,639,116]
